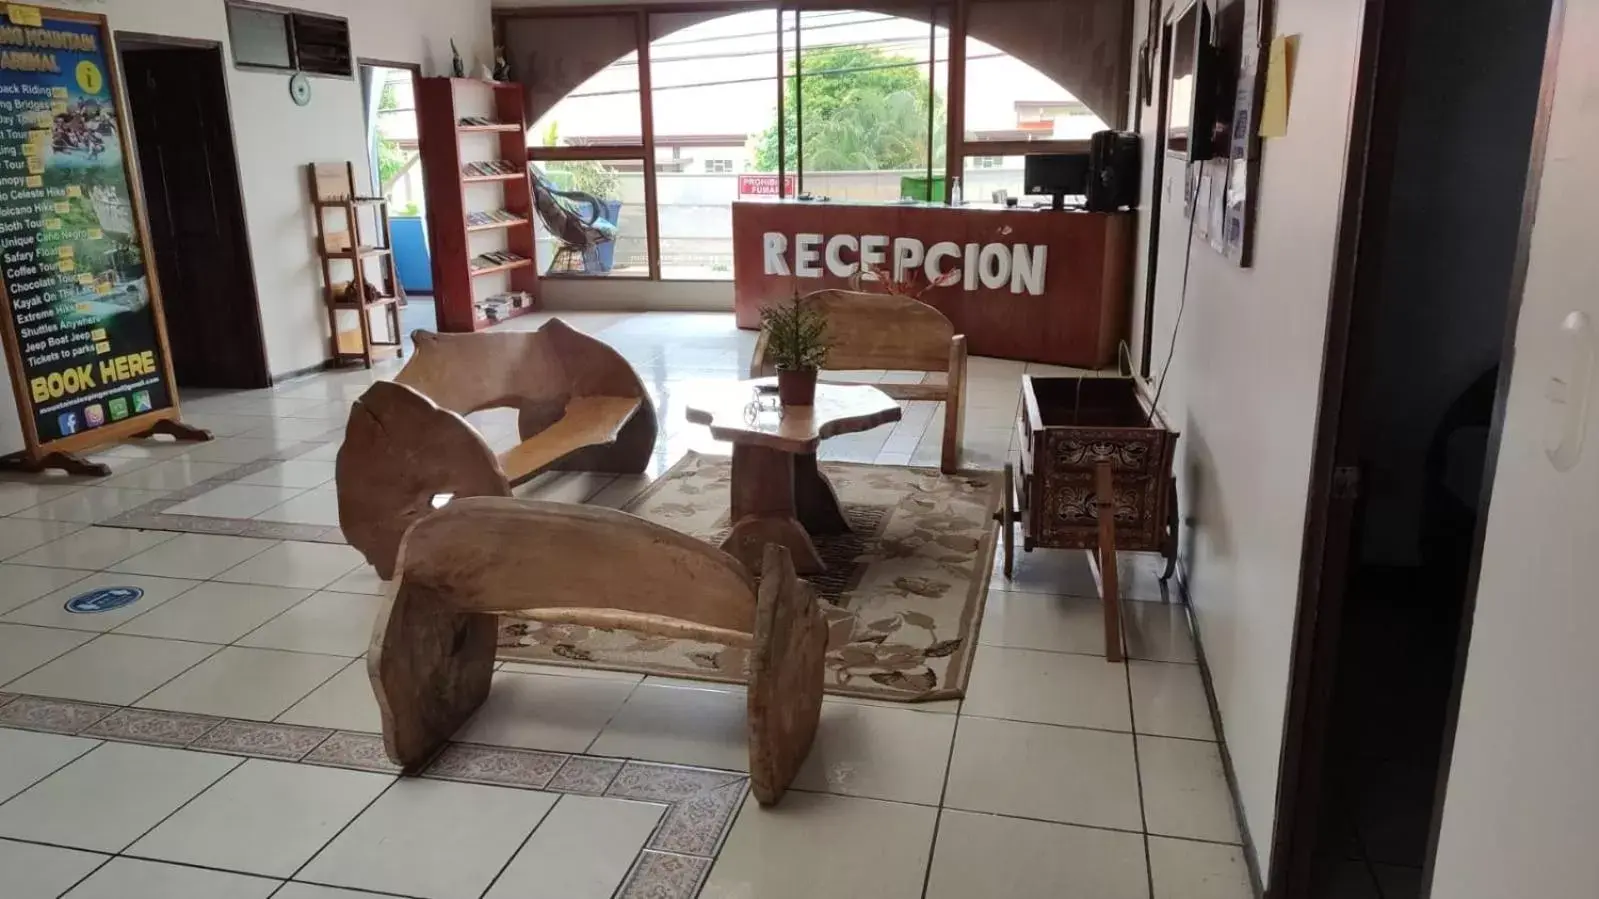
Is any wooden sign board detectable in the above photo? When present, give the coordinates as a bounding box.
[0,6,207,476]
[731,200,1134,368]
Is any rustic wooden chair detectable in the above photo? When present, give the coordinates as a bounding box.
[336,318,657,578]
[750,290,968,473]
[368,498,826,806]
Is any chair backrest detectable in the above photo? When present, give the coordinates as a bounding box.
[396,329,567,417]
[394,318,647,419]
[396,497,758,635]
[769,290,955,374]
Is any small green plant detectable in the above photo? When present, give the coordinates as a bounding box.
[759,294,831,371]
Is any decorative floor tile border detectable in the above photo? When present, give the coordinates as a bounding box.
[100,435,350,544]
[0,692,744,898]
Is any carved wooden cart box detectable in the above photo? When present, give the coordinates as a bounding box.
[1000,376,1179,661]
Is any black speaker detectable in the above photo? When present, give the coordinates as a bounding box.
[1086,130,1141,212]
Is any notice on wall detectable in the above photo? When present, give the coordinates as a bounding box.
[0,10,171,446]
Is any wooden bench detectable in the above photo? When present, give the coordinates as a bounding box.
[336,318,656,579]
[751,290,968,473]
[368,498,826,806]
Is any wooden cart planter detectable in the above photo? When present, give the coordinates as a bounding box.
[1000,376,1180,662]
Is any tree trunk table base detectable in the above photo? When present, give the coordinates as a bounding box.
[723,443,849,575]
[685,380,902,575]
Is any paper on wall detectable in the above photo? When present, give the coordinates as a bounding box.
[1260,35,1299,138]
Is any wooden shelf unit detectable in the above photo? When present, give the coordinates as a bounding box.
[417,77,539,332]
[308,161,403,369]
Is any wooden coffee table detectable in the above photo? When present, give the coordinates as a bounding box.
[685,379,901,574]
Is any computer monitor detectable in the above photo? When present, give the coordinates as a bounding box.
[1024,153,1091,210]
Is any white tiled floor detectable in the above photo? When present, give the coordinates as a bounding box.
[0,311,1251,899]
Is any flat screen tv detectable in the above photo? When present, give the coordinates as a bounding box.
[1166,1,1218,161]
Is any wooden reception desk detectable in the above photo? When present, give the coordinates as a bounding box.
[732,199,1133,368]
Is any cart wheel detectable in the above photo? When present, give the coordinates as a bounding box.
[1160,478,1179,583]
[1001,463,1016,579]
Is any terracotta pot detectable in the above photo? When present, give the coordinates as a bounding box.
[776,367,818,406]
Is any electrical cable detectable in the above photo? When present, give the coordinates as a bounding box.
[566,52,998,99]
[648,12,895,50]
[1148,167,1201,424]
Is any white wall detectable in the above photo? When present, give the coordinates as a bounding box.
[1134,0,1366,874]
[0,0,490,452]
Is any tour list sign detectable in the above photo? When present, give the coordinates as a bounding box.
[0,10,170,446]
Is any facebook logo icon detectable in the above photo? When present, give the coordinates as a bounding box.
[57,412,79,436]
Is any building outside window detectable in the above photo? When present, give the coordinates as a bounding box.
[705,158,735,174]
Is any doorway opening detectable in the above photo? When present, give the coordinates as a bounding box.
[359,60,433,335]
[118,34,268,390]
[1270,0,1557,896]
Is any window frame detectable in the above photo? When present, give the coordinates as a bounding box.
[501,0,1124,283]
[225,0,353,78]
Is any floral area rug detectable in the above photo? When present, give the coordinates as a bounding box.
[497,450,1001,702]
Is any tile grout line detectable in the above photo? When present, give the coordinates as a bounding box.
[976,636,1202,666]
[267,655,366,730]
[474,793,563,899]
[0,691,764,891]
[1124,627,1157,899]
[0,830,433,899]
[581,670,652,756]
[281,774,404,892]
[99,748,248,871]
[955,709,1223,744]
[0,732,101,815]
[917,709,966,899]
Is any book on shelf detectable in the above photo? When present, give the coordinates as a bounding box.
[466,209,527,227]
[476,291,533,321]
[460,160,523,177]
[469,251,528,271]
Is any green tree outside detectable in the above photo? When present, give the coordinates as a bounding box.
[374,82,412,191]
[752,45,944,173]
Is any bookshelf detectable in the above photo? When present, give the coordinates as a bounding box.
[307,162,403,368]
[416,77,538,332]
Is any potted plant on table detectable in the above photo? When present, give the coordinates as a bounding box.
[759,294,831,407]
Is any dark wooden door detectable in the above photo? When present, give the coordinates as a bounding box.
[123,46,268,389]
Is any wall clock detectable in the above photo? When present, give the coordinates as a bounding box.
[289,71,312,106]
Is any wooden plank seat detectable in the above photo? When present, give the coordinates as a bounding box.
[336,318,657,579]
[369,498,826,806]
[751,289,968,473]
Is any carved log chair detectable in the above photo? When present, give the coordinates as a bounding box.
[369,498,826,806]
[750,289,968,473]
[336,318,657,579]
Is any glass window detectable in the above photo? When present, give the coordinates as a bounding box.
[963,37,1107,144]
[650,9,779,280]
[504,2,1125,284]
[530,160,648,277]
[793,10,947,200]
[962,155,1035,205]
[227,5,292,70]
[654,161,734,280]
